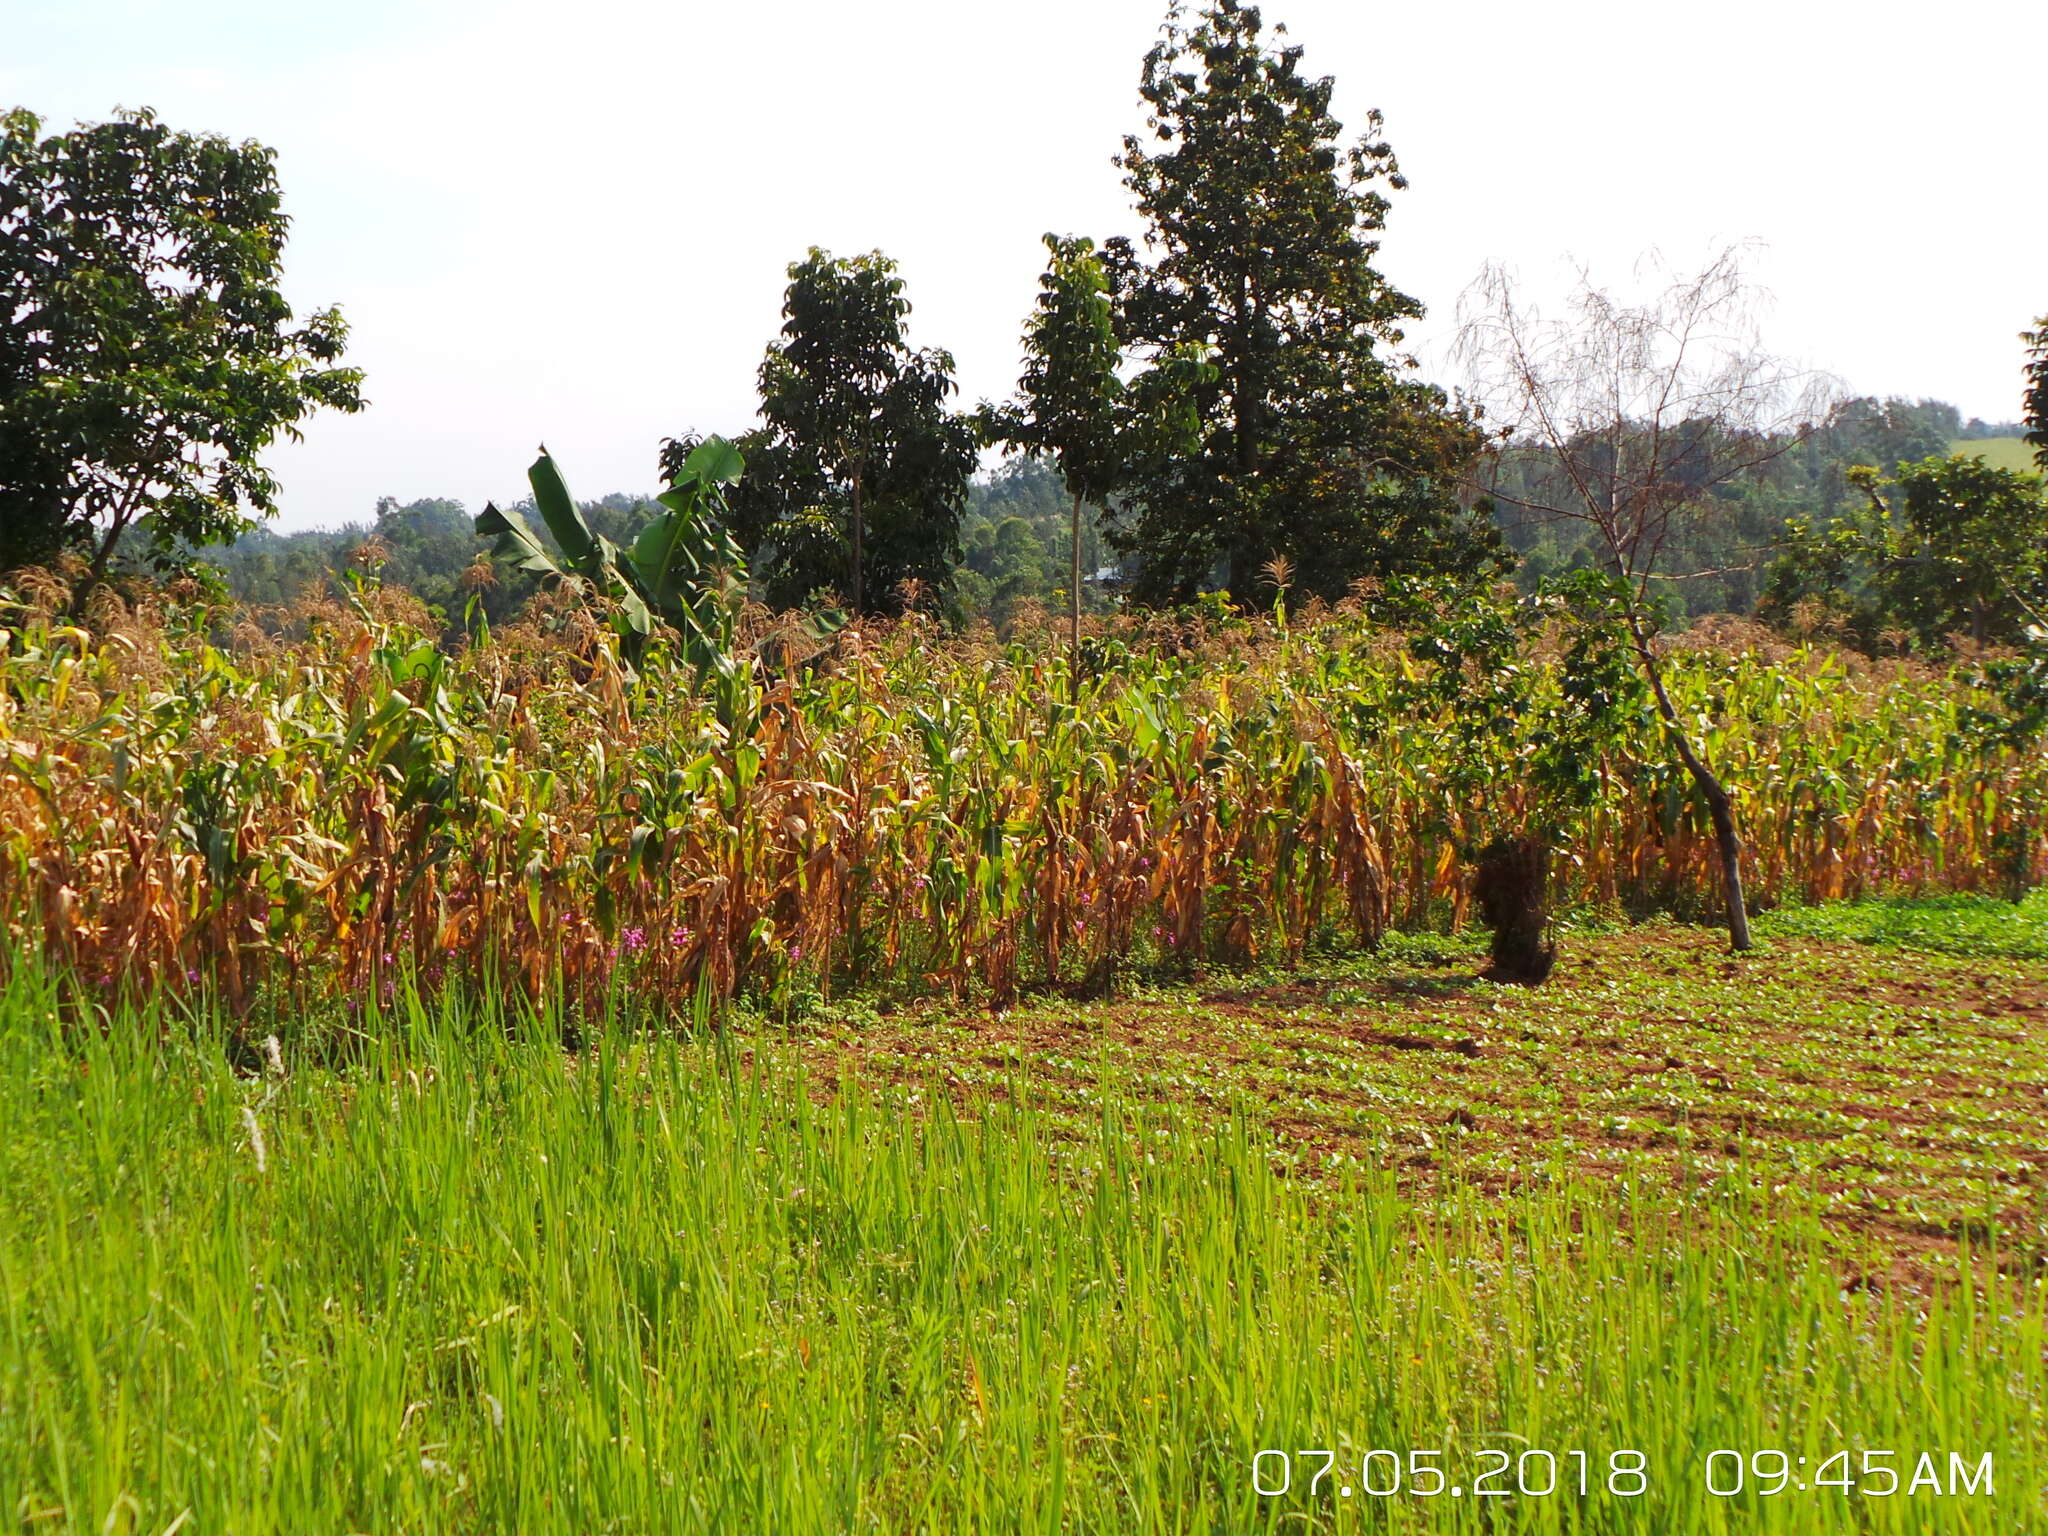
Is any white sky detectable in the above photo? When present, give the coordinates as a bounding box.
[6,0,2043,529]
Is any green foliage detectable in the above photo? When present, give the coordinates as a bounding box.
[1759,889,2048,959]
[2025,314,2048,469]
[199,495,552,630]
[983,234,1126,508]
[1371,571,1650,858]
[0,107,363,582]
[1763,453,2048,649]
[1818,397,1963,499]
[958,509,1054,618]
[947,458,1117,626]
[724,249,977,615]
[476,438,747,675]
[981,234,1213,674]
[979,234,1127,646]
[1101,0,1495,604]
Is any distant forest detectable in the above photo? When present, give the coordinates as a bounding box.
[196,396,2028,634]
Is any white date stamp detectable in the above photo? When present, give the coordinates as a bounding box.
[1251,1446,1994,1501]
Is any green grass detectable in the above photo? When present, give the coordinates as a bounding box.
[1,943,2043,1534]
[1949,436,2041,475]
[1758,889,2048,960]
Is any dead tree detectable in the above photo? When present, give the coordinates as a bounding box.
[1455,246,1838,950]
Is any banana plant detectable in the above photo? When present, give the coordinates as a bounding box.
[475,437,749,675]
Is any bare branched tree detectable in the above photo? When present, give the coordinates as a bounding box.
[1455,246,1839,950]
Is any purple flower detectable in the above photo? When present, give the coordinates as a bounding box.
[788,942,803,962]
[185,969,199,985]
[381,952,395,967]
[623,926,647,953]
[670,925,692,949]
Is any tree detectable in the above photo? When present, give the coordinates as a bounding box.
[1101,0,1495,604]
[1377,569,1649,983]
[1766,454,2048,651]
[2025,315,2048,471]
[1803,397,1959,515]
[720,249,976,615]
[1863,454,2047,645]
[1456,247,1836,951]
[0,107,363,591]
[985,234,1127,693]
[962,515,1051,617]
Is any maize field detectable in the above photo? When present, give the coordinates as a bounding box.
[0,583,2041,1026]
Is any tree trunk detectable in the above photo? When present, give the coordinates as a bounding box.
[850,469,865,615]
[1473,835,1556,984]
[69,496,138,620]
[1630,621,1754,950]
[1682,743,1753,951]
[1069,488,1083,704]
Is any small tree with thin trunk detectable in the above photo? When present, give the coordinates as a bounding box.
[984,235,1125,700]
[1455,247,1836,950]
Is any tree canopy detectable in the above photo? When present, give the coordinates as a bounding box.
[0,107,363,584]
[1764,452,2048,650]
[984,233,1130,688]
[715,249,977,615]
[986,235,1126,510]
[1100,0,1495,604]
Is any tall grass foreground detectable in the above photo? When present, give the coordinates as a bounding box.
[0,975,2038,1534]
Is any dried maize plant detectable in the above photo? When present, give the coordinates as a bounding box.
[0,591,2043,1026]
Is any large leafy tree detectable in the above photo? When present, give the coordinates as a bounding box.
[717,249,976,615]
[0,107,364,588]
[1101,0,1494,605]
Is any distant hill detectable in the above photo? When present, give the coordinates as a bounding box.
[1950,437,2041,474]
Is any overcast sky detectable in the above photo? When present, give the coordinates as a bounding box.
[6,0,2043,529]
